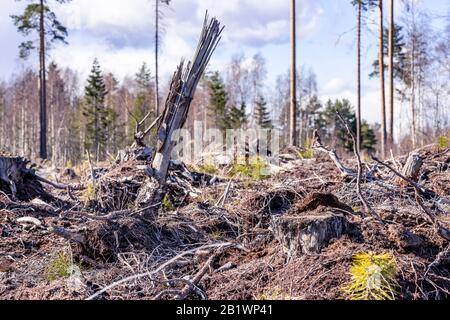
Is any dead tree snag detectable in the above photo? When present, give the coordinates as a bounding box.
[136,13,224,220]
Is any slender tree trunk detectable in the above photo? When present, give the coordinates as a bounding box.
[410,7,416,149]
[21,100,25,154]
[155,0,160,117]
[388,0,394,148]
[378,0,387,158]
[39,0,47,159]
[356,0,362,153]
[290,0,297,147]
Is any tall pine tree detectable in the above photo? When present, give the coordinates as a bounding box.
[11,0,72,159]
[83,59,109,161]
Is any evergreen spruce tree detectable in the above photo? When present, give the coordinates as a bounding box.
[83,59,109,161]
[129,62,154,144]
[226,102,247,129]
[320,99,377,153]
[361,120,377,153]
[254,95,272,129]
[207,71,229,134]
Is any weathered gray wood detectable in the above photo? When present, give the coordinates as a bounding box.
[272,212,348,257]
[152,13,223,186]
[312,130,357,178]
[397,152,423,183]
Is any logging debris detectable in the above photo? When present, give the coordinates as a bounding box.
[1,143,449,300]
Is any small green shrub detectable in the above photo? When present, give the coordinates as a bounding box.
[297,139,315,159]
[229,156,270,181]
[66,160,74,169]
[198,162,219,175]
[437,135,449,149]
[210,231,223,241]
[162,194,174,211]
[80,182,96,205]
[341,252,398,300]
[44,252,73,282]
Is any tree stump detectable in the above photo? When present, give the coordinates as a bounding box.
[0,156,45,200]
[271,212,348,258]
[395,152,423,184]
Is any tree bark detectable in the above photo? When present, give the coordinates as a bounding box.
[388,0,395,148]
[378,0,387,158]
[396,152,423,184]
[151,15,222,183]
[39,0,48,159]
[356,0,362,153]
[289,0,297,147]
[410,0,416,149]
[155,0,160,117]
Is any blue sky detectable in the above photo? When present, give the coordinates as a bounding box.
[0,0,448,124]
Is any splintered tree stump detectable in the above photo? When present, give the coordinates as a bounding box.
[272,212,348,257]
[395,152,423,185]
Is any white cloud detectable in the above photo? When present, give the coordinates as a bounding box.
[322,78,350,94]
[320,82,382,124]
[43,0,324,85]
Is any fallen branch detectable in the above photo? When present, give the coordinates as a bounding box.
[134,114,162,148]
[16,217,42,228]
[33,174,85,191]
[372,155,450,242]
[312,130,356,178]
[335,112,382,223]
[86,242,234,300]
[371,155,442,199]
[174,251,218,300]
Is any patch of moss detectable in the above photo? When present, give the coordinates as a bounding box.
[80,181,96,205]
[210,231,224,241]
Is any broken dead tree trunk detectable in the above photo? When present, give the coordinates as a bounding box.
[395,152,423,185]
[0,156,26,198]
[152,15,223,185]
[136,13,224,220]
